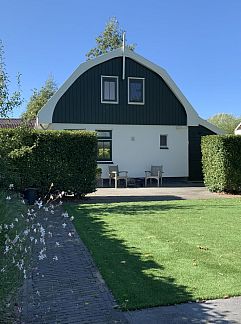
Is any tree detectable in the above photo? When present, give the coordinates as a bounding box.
[22,77,58,121]
[208,113,241,134]
[86,17,135,60]
[0,40,23,117]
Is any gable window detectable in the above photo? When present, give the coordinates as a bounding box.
[160,135,168,149]
[101,76,118,104]
[128,77,145,104]
[96,130,112,162]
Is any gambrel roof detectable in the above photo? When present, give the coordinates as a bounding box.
[37,47,223,134]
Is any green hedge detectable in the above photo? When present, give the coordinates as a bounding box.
[201,135,241,193]
[0,127,97,195]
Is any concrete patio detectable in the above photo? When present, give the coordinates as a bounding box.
[86,184,235,203]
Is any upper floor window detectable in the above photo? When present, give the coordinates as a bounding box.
[101,76,118,104]
[128,77,145,105]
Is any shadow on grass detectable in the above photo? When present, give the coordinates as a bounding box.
[67,201,238,322]
[83,195,185,204]
[68,202,190,309]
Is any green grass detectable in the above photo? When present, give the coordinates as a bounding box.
[0,192,27,318]
[66,198,241,310]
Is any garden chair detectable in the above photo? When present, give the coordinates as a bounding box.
[109,165,128,188]
[145,165,164,187]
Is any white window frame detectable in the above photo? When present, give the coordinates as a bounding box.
[128,77,145,105]
[101,76,119,104]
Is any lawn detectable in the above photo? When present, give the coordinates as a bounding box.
[66,198,241,310]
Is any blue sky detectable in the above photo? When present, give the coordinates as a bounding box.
[1,0,241,119]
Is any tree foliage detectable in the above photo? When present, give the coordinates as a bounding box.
[86,17,135,60]
[208,113,241,134]
[0,40,23,117]
[22,77,57,120]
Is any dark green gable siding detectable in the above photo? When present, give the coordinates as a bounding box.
[188,125,216,181]
[52,57,187,125]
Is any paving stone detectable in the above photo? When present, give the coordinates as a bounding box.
[18,205,127,323]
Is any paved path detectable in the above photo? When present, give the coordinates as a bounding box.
[19,206,127,323]
[125,296,241,323]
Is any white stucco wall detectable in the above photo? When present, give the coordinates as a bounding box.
[49,123,188,178]
[235,129,241,135]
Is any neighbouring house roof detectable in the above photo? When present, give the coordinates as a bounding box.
[37,47,223,134]
[235,122,241,135]
[0,118,36,129]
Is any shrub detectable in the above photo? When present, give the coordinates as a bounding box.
[0,127,97,195]
[201,135,241,193]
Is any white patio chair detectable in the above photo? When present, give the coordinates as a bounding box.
[145,165,164,187]
[109,165,128,188]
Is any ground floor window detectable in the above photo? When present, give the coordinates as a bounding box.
[96,130,112,162]
[160,134,168,148]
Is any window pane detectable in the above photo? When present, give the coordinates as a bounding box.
[160,135,167,147]
[129,79,144,103]
[109,82,115,100]
[102,77,117,102]
[103,141,110,159]
[104,81,110,100]
[97,140,112,161]
[96,130,112,138]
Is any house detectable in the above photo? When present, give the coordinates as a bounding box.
[235,122,241,135]
[36,46,222,181]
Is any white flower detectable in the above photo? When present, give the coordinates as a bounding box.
[59,200,63,205]
[40,238,45,245]
[35,200,43,209]
[68,232,72,237]
[62,212,69,218]
[9,184,14,189]
[23,229,29,236]
[4,224,8,229]
[14,218,19,222]
[70,216,74,221]
[62,223,67,228]
[10,223,14,229]
[6,196,11,200]
[53,256,58,261]
[55,242,60,247]
[12,235,19,244]
[38,249,47,260]
[36,290,40,296]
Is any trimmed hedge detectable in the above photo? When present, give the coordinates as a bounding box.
[202,135,241,193]
[0,127,97,195]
